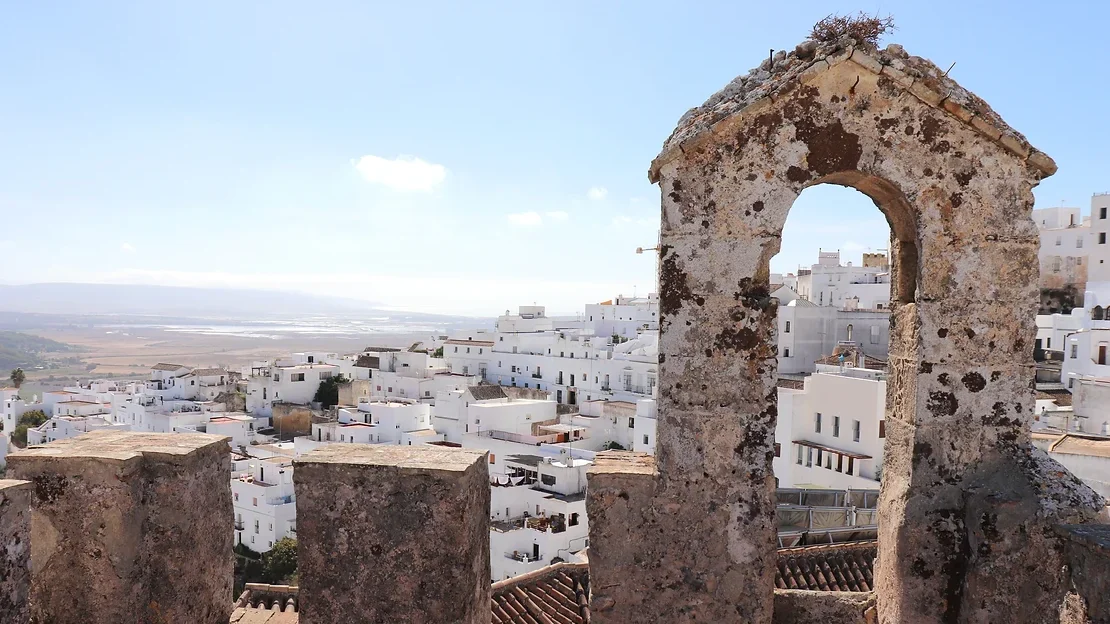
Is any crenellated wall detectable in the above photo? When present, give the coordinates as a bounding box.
[6,431,233,624]
[294,444,492,624]
[0,480,31,624]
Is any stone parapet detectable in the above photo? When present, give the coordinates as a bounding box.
[772,590,877,624]
[0,480,31,624]
[294,444,491,624]
[7,431,232,624]
[1057,524,1110,622]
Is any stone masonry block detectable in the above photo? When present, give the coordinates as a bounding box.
[294,444,490,624]
[7,431,232,624]
[0,480,31,624]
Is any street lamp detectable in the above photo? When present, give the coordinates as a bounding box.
[635,246,659,255]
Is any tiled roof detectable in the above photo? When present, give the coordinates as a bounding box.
[229,545,876,623]
[469,385,508,401]
[491,562,591,624]
[354,354,379,369]
[152,363,188,371]
[775,541,876,592]
[193,368,228,377]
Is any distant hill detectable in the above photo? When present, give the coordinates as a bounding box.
[0,331,74,370]
[0,283,467,322]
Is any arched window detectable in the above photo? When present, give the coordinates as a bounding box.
[785,321,791,333]
[1093,306,1104,321]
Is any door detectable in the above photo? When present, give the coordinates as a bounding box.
[532,543,540,560]
[1100,345,1107,365]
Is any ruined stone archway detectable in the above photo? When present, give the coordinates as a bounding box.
[587,38,1103,624]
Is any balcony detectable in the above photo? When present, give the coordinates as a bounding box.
[505,551,543,563]
[532,373,542,379]
[234,521,244,531]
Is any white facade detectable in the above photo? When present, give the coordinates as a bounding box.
[232,456,297,553]
[1034,205,1090,292]
[246,362,339,417]
[489,455,590,581]
[26,415,130,445]
[793,250,891,310]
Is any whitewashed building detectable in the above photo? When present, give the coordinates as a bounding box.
[232,455,297,553]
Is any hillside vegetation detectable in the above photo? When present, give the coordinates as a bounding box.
[0,331,76,370]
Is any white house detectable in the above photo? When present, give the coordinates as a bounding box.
[26,415,130,445]
[245,360,340,417]
[232,455,297,553]
[792,250,891,310]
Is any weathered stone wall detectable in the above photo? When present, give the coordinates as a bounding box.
[294,444,491,624]
[772,590,877,624]
[0,480,31,624]
[1057,525,1110,623]
[336,379,371,406]
[586,35,1104,623]
[7,431,233,624]
[272,402,315,436]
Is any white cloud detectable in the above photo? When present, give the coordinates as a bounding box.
[545,211,569,222]
[587,187,608,201]
[352,155,447,192]
[120,242,136,253]
[507,212,544,227]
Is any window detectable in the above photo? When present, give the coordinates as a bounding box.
[879,420,886,438]
[774,443,781,457]
[234,493,239,502]
[643,434,650,446]
[570,513,580,526]
[784,320,791,333]
[254,520,259,534]
[541,474,556,486]
[847,457,855,475]
[454,347,458,352]
[852,420,861,442]
[837,455,844,472]
[814,413,822,434]
[871,325,880,344]
[783,348,791,358]
[1078,238,1084,249]
[1101,207,1107,219]
[252,497,258,507]
[1056,236,1062,246]
[797,445,803,465]
[1100,233,1106,245]
[291,373,305,382]
[1078,257,1083,265]
[846,324,853,342]
[1052,258,1061,273]
[1069,378,1075,389]
[825,454,832,469]
[1072,345,1079,359]
[319,371,331,380]
[833,416,840,437]
[816,448,823,465]
[806,448,813,467]
[489,453,496,464]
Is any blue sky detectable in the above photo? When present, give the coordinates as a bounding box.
[1,1,1106,316]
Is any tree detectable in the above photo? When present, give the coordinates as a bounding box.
[9,368,25,389]
[11,409,48,448]
[313,374,347,409]
[432,346,444,358]
[262,537,298,584]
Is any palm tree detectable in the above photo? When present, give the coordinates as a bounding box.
[9,368,25,389]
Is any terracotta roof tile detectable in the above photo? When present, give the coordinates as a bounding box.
[775,541,876,592]
[491,562,590,624]
[469,385,508,401]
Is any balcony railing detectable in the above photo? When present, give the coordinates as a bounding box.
[532,373,542,379]
[505,551,543,563]
[234,521,244,531]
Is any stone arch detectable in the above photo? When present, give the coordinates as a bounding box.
[586,37,1103,624]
